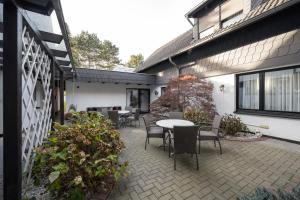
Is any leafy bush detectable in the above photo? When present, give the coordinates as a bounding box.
[32,112,127,199]
[220,114,248,136]
[237,185,300,200]
[184,110,213,125]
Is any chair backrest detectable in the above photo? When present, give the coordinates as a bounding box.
[173,126,199,154]
[125,106,133,112]
[108,110,119,125]
[169,111,183,119]
[142,114,151,131]
[134,109,140,120]
[212,115,222,135]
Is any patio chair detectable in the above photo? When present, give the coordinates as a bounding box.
[169,111,183,119]
[127,108,141,127]
[198,115,222,154]
[108,110,119,129]
[170,125,199,170]
[142,114,166,151]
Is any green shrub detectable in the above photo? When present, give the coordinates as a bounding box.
[32,112,127,199]
[220,114,248,136]
[184,110,213,125]
[237,185,300,200]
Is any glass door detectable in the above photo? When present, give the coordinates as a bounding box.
[139,89,150,113]
[126,89,150,113]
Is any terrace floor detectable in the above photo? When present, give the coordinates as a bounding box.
[109,123,300,200]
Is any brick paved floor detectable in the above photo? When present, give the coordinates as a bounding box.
[109,125,300,200]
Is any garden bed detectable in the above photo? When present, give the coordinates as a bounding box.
[224,132,267,142]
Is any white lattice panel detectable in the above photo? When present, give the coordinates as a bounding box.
[21,25,52,175]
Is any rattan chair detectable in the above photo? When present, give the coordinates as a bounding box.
[169,111,183,119]
[170,125,199,170]
[108,110,119,129]
[142,114,165,150]
[198,115,222,154]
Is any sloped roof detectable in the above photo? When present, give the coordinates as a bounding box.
[138,29,193,72]
[138,0,299,72]
[75,68,156,85]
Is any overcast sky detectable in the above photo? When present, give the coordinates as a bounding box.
[59,0,200,63]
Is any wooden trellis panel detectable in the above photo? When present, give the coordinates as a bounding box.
[21,25,52,176]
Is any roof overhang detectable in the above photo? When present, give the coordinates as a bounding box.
[142,0,300,72]
[70,68,156,85]
[185,0,214,18]
[14,0,54,15]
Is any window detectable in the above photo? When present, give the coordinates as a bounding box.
[265,68,300,112]
[221,11,243,28]
[161,87,166,96]
[238,73,260,110]
[236,66,300,117]
[199,26,214,39]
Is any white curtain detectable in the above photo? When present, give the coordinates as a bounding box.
[239,74,259,109]
[265,68,300,112]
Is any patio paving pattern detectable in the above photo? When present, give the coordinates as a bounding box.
[109,124,300,200]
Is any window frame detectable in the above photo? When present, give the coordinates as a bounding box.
[235,66,300,119]
[199,26,215,39]
[160,86,166,96]
[221,10,243,28]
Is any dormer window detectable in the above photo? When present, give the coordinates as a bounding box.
[220,0,243,28]
[221,11,243,28]
[199,26,214,39]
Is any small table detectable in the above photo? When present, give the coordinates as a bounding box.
[118,110,130,127]
[118,110,130,115]
[156,119,194,129]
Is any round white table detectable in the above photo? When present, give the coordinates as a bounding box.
[118,110,130,115]
[156,119,194,129]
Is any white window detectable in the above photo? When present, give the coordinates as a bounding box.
[221,11,243,28]
[237,67,300,115]
[238,73,260,110]
[265,68,300,112]
[199,26,214,39]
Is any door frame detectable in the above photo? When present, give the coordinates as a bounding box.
[126,88,150,113]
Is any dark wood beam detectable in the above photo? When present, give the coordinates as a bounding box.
[57,59,71,66]
[15,0,54,16]
[3,1,22,199]
[59,70,64,125]
[40,30,63,44]
[51,49,67,57]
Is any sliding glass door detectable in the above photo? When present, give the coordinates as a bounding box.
[126,89,150,113]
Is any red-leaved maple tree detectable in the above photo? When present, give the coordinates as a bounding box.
[150,74,215,117]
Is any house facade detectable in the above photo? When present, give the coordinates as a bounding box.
[137,0,300,142]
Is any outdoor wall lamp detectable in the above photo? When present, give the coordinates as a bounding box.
[219,84,225,92]
[154,90,159,95]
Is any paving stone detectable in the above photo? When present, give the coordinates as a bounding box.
[109,126,300,200]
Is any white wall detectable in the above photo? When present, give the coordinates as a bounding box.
[65,81,151,112]
[150,85,167,102]
[208,74,300,142]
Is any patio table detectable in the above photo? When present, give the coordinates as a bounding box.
[156,119,194,129]
[118,110,130,127]
[156,119,195,155]
[118,110,130,115]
